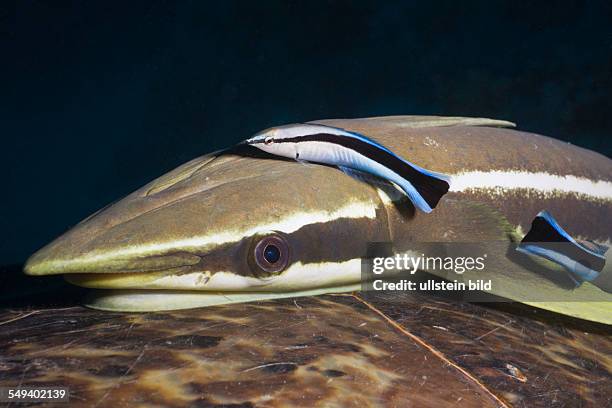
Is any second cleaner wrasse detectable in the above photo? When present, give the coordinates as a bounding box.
[244,123,451,213]
[518,210,611,292]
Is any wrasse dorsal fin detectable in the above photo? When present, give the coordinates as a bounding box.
[518,210,606,282]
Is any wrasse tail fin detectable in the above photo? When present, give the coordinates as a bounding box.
[393,163,451,213]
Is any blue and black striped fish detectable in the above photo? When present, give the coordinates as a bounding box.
[517,210,609,291]
[244,123,451,213]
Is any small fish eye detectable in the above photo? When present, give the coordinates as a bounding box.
[252,234,290,275]
[264,136,274,145]
[263,244,281,264]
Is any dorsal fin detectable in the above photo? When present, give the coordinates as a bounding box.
[311,115,516,129]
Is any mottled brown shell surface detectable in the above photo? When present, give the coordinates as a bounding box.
[1,291,610,407]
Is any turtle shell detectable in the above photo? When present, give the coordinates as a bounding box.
[1,286,610,407]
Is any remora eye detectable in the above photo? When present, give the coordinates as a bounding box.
[252,234,289,274]
[264,136,274,145]
[263,244,280,263]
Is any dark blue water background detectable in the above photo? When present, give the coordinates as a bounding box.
[2,1,611,265]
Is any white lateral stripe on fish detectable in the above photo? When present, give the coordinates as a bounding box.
[450,170,612,202]
[245,123,451,213]
[27,200,378,274]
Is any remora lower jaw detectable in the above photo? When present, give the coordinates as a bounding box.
[63,259,364,291]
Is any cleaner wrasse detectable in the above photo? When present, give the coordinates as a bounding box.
[518,210,610,290]
[244,123,451,213]
[23,116,612,323]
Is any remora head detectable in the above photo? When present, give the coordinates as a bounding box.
[24,145,391,309]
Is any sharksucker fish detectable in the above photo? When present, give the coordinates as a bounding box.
[244,123,451,213]
[23,116,612,324]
